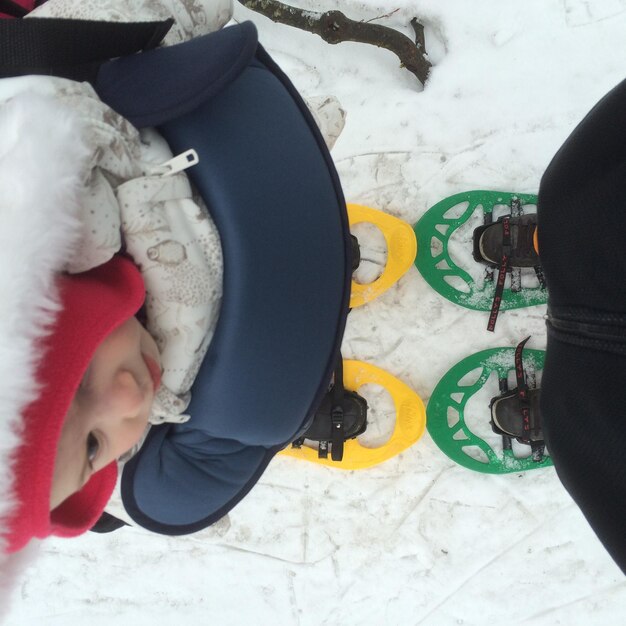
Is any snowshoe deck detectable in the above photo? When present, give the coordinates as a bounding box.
[427,345,553,473]
[414,191,547,314]
[348,203,417,308]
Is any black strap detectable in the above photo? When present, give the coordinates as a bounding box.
[487,216,511,331]
[329,358,345,461]
[0,0,28,18]
[534,264,546,288]
[90,511,128,534]
[0,18,173,82]
[514,336,531,439]
[291,353,368,462]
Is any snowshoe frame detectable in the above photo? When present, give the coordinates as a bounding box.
[427,344,553,474]
[414,191,547,322]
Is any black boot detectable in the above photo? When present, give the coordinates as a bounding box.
[474,214,540,268]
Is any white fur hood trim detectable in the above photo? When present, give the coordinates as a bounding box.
[0,89,89,618]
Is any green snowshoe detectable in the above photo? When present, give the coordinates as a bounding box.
[427,338,552,473]
[414,191,547,330]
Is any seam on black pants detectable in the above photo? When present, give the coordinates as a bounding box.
[547,310,626,356]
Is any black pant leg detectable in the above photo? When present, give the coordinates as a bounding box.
[539,77,626,312]
[538,77,626,574]
[541,336,626,572]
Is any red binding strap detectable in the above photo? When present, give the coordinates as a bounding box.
[487,217,511,332]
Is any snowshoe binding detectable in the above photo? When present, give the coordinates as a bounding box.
[474,212,539,269]
[282,358,426,469]
[290,357,368,463]
[472,202,546,331]
[414,191,547,328]
[426,338,552,473]
[489,337,546,462]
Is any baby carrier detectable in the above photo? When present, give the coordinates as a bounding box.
[0,15,424,534]
[103,22,353,533]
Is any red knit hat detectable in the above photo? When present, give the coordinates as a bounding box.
[5,255,145,553]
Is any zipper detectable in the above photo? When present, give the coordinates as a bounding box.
[145,149,199,177]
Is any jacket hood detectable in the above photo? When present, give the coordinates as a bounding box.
[0,83,89,618]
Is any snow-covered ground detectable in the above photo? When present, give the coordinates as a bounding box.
[6,1,626,624]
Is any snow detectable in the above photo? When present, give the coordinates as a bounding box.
[6,1,626,624]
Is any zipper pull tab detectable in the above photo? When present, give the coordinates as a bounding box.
[152,149,199,176]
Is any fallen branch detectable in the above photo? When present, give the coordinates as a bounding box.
[240,0,431,86]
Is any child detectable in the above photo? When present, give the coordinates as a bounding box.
[0,0,348,600]
[4,256,151,554]
[0,92,127,611]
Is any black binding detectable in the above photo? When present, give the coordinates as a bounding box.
[489,337,546,461]
[291,355,367,461]
[473,198,544,331]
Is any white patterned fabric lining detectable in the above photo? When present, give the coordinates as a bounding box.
[29,0,234,45]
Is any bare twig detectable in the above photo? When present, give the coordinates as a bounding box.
[240,0,431,86]
[363,8,400,24]
[410,17,426,52]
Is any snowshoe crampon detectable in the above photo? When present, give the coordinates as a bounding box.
[427,341,553,473]
[414,191,547,328]
[281,359,426,469]
[348,203,417,308]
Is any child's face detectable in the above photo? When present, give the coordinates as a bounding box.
[50,317,161,510]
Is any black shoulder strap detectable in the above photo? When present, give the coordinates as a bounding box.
[0,18,173,82]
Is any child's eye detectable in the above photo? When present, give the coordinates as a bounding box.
[87,433,100,466]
